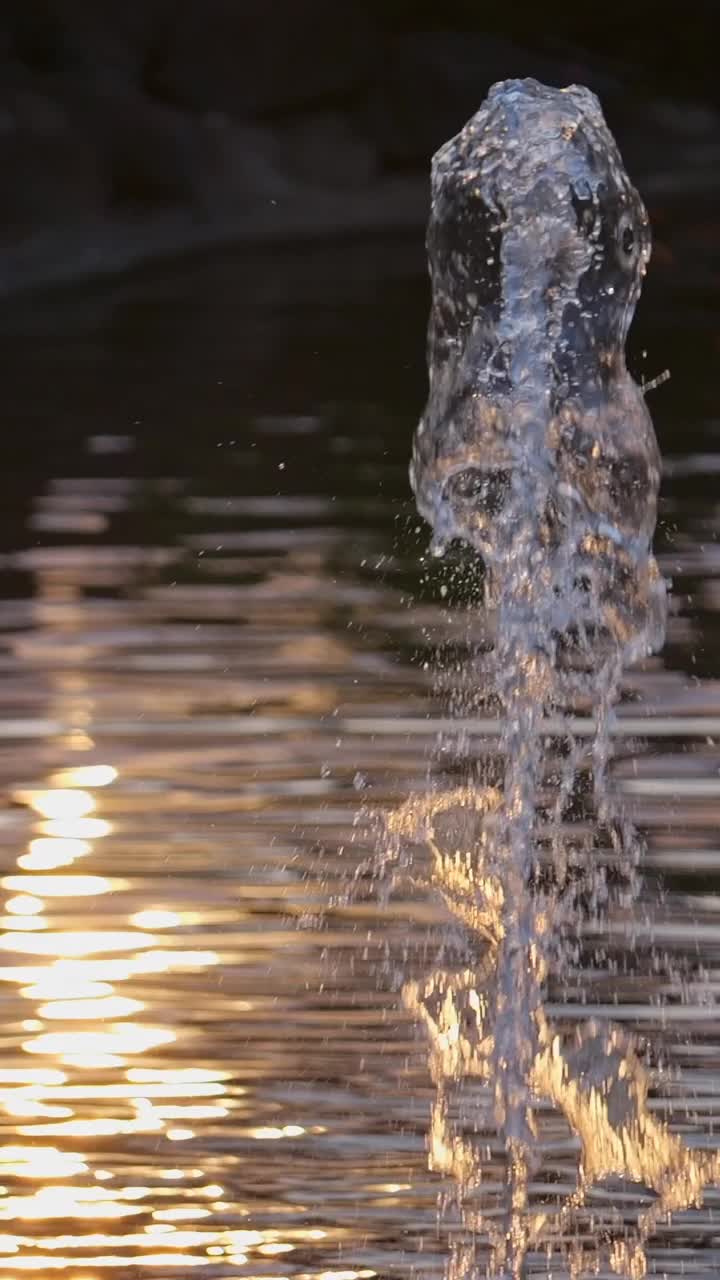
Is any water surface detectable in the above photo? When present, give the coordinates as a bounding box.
[0,233,718,1277]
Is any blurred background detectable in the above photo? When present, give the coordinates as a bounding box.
[1,0,719,292]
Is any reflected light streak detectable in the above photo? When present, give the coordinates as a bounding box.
[5,897,44,916]
[49,766,117,788]
[21,979,114,1000]
[37,1082,224,1100]
[3,875,113,897]
[23,1025,176,1057]
[0,1145,88,1177]
[55,1054,125,1069]
[54,958,143,982]
[0,1186,147,1219]
[38,818,111,839]
[59,731,96,752]
[36,996,144,1020]
[18,849,83,870]
[0,740,245,1280]
[147,1105,228,1119]
[0,1069,65,1084]
[0,918,46,931]
[3,1099,72,1119]
[130,910,182,929]
[132,949,220,972]
[219,1231,263,1247]
[16,790,96,819]
[127,1068,231,1083]
[17,1116,164,1137]
[249,1125,306,1140]
[0,931,156,956]
[2,959,149,985]
[320,1273,377,1280]
[153,1208,212,1221]
[0,1252,221,1267]
[0,1084,72,1117]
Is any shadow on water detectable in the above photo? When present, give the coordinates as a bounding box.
[0,102,717,1276]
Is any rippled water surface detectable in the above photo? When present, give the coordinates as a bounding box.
[0,229,719,1277]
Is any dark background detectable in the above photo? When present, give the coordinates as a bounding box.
[2,1,719,294]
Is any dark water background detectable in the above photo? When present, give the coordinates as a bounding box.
[0,198,719,1277]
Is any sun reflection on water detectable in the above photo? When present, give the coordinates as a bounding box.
[0,760,235,1273]
[129,909,182,929]
[35,995,145,1020]
[0,931,157,956]
[15,790,96,820]
[3,875,114,897]
[48,767,118,789]
[5,896,44,916]
[37,819,112,840]
[23,1025,177,1058]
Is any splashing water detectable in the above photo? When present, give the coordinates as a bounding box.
[378,79,720,1278]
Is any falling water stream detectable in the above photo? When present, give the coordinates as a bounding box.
[379,80,710,1278]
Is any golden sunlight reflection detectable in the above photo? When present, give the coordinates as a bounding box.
[16,1115,165,1137]
[5,896,44,915]
[0,1145,88,1177]
[133,949,219,971]
[20,977,114,999]
[396,780,720,1278]
[2,1097,72,1119]
[249,1124,306,1140]
[23,1025,176,1057]
[153,1207,212,1221]
[55,1055,125,1069]
[16,789,96,819]
[36,995,144,1020]
[17,851,66,872]
[49,766,117,788]
[127,1068,232,1083]
[319,1272,376,1279]
[3,875,113,897]
[0,1186,150,1219]
[152,1107,228,1121]
[0,1250,238,1268]
[30,1082,225,1099]
[0,756,249,1274]
[0,931,156,955]
[0,1069,66,1084]
[0,917,46,931]
[37,818,111,839]
[130,909,182,929]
